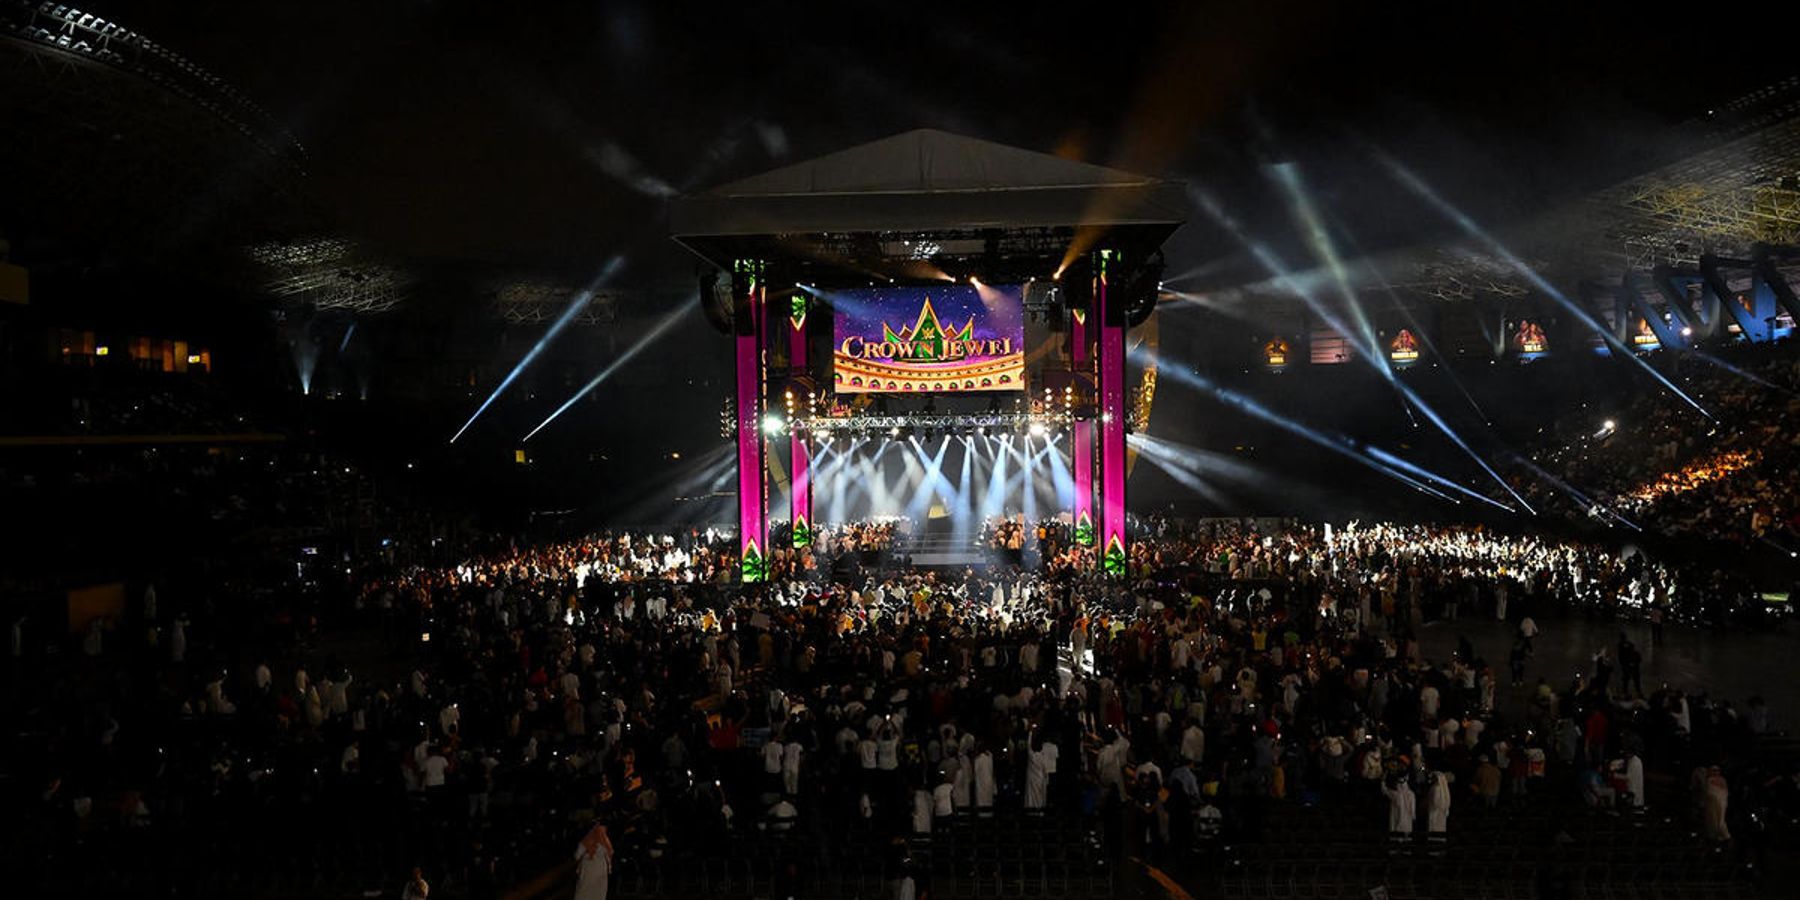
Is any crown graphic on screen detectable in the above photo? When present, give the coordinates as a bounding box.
[879,298,976,362]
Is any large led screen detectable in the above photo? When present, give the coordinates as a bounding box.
[832,285,1025,393]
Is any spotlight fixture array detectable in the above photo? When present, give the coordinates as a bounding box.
[782,412,1062,439]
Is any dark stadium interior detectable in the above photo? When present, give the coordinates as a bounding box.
[5,2,1800,899]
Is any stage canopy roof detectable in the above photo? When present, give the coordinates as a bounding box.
[671,129,1185,269]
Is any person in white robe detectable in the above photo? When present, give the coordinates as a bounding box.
[781,741,802,796]
[1025,739,1057,809]
[1702,767,1730,841]
[1097,731,1131,800]
[1180,721,1206,764]
[973,747,996,811]
[1383,779,1416,836]
[949,752,971,810]
[1623,751,1646,810]
[932,779,954,819]
[574,823,613,900]
[1426,772,1452,835]
[911,788,933,834]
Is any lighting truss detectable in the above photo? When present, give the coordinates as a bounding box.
[1,1,306,168]
[249,237,411,314]
[790,227,1074,279]
[1581,115,1800,271]
[493,282,620,326]
[792,412,1064,436]
[1386,247,1534,303]
[1681,75,1800,142]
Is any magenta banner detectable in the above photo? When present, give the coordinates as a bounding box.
[1074,420,1095,545]
[789,297,811,547]
[735,266,767,582]
[1071,304,1094,547]
[1097,255,1127,576]
[833,285,1024,393]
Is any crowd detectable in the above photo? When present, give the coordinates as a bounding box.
[10,509,1795,899]
[1500,339,1800,545]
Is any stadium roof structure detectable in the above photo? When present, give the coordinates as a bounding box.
[247,238,412,316]
[1,2,308,264]
[1382,84,1800,306]
[671,129,1186,279]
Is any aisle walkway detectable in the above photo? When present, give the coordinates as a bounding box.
[1415,613,1800,723]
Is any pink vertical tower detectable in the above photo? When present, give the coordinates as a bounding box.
[733,260,768,581]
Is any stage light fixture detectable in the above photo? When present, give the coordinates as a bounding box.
[763,414,785,434]
[1029,421,1046,436]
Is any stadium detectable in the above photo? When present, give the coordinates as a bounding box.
[3,2,1800,899]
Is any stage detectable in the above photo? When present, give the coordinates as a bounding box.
[670,129,1185,581]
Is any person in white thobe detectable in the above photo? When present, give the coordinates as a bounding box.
[1180,722,1206,764]
[1384,780,1416,835]
[932,780,954,818]
[1426,772,1452,834]
[972,748,996,810]
[781,741,802,796]
[574,823,612,900]
[949,753,971,809]
[911,789,933,834]
[1025,740,1057,809]
[1623,752,1646,809]
[1097,733,1131,800]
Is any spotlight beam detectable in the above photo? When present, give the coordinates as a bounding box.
[452,257,624,443]
[1503,451,1641,531]
[1265,165,1531,511]
[1143,353,1464,504]
[1687,350,1792,394]
[1373,150,1710,418]
[1363,446,1514,512]
[1271,164,1387,369]
[1331,217,1493,424]
[1046,433,1075,509]
[905,436,953,521]
[522,294,698,441]
[982,435,1010,520]
[1129,436,1232,506]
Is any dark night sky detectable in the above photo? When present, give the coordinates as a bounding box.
[70,1,1800,288]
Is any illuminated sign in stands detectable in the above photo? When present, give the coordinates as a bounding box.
[1514,319,1547,357]
[1389,329,1420,364]
[1264,337,1289,368]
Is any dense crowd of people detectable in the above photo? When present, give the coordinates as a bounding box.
[1500,340,1800,545]
[10,509,1795,899]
